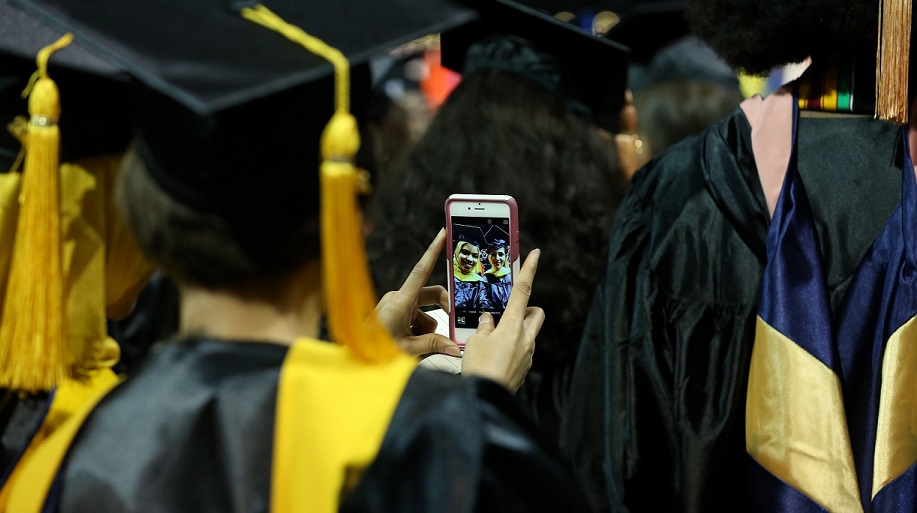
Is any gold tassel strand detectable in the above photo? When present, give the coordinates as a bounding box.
[0,34,74,392]
[876,0,912,123]
[242,5,401,362]
[319,115,400,362]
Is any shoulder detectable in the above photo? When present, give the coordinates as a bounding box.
[609,107,768,302]
[341,370,590,512]
[60,341,286,512]
[628,107,754,215]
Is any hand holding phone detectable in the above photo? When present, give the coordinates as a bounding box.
[373,229,461,357]
[461,249,544,392]
[445,194,520,346]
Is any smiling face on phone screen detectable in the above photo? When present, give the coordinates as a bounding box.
[456,242,481,275]
[488,246,507,270]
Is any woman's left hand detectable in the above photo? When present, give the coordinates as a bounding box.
[374,229,462,357]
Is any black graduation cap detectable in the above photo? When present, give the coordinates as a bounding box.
[599,0,737,93]
[603,0,688,65]
[440,0,630,132]
[482,225,510,250]
[1,0,488,366]
[0,2,132,166]
[6,0,480,215]
[452,223,488,249]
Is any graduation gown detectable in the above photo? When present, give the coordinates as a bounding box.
[560,103,905,512]
[51,339,589,512]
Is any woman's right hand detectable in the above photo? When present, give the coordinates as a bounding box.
[461,249,544,393]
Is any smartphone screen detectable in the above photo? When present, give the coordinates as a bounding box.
[446,194,518,345]
[450,215,513,329]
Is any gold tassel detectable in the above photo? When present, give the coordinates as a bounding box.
[876,0,912,123]
[242,5,401,362]
[0,34,74,392]
[319,114,400,362]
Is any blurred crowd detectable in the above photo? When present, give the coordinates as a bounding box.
[1,0,907,511]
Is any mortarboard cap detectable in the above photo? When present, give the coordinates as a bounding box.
[440,0,630,132]
[452,223,488,249]
[626,35,740,93]
[0,10,153,393]
[5,0,483,366]
[600,0,739,104]
[0,2,132,165]
[9,0,479,216]
[602,0,687,65]
[483,225,511,250]
[451,222,510,252]
[8,0,478,116]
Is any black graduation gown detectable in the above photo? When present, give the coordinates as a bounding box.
[56,339,590,513]
[560,107,905,513]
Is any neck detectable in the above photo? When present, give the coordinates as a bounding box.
[178,261,323,345]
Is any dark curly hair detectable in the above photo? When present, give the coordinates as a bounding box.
[686,0,880,75]
[365,69,625,365]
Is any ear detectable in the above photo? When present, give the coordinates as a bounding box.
[614,89,651,180]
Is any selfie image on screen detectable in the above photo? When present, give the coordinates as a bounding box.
[451,217,512,328]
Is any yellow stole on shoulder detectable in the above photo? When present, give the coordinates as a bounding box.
[3,370,121,512]
[3,338,415,512]
[271,337,416,513]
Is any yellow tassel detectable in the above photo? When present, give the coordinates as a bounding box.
[320,114,400,362]
[876,0,912,123]
[242,5,400,361]
[0,34,74,392]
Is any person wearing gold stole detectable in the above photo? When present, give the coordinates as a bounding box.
[2,0,594,512]
[484,239,511,311]
[0,6,152,502]
[561,0,917,511]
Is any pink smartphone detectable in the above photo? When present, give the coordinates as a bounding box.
[444,194,520,346]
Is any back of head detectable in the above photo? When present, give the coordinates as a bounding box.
[686,0,880,75]
[116,142,320,295]
[629,35,744,153]
[635,78,743,152]
[117,83,328,293]
[367,67,625,361]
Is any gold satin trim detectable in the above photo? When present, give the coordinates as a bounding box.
[0,173,21,305]
[0,157,152,379]
[747,317,863,512]
[3,370,121,512]
[872,314,917,497]
[271,337,416,513]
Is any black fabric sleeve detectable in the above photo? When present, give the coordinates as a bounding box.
[341,370,591,513]
[560,112,767,513]
[558,169,654,513]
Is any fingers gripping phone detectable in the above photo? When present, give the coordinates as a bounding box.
[445,194,519,346]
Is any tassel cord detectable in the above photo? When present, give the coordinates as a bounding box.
[242,5,399,361]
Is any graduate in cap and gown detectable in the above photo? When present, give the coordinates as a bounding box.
[2,0,591,511]
[451,224,494,314]
[483,237,512,311]
[560,0,917,511]
[0,2,152,496]
[366,0,629,445]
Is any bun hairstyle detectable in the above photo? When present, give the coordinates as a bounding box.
[686,0,880,75]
